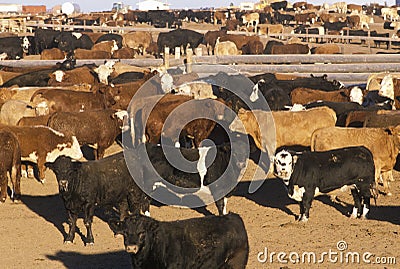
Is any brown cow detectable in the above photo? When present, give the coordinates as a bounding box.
[219,34,260,50]
[47,109,125,159]
[74,48,112,59]
[0,130,21,203]
[47,66,99,87]
[229,107,337,166]
[92,40,119,54]
[134,94,227,147]
[122,31,153,55]
[290,86,364,105]
[204,29,227,55]
[271,43,310,54]
[364,110,400,128]
[294,12,316,25]
[0,124,82,182]
[17,115,51,127]
[311,44,341,54]
[213,10,227,25]
[311,126,400,196]
[30,88,116,115]
[112,47,135,59]
[40,48,65,60]
[241,40,264,55]
[225,19,241,31]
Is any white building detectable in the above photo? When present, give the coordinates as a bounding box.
[137,0,170,11]
[240,2,255,11]
[0,4,22,14]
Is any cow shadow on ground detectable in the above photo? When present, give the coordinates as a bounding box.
[234,179,296,217]
[316,196,400,225]
[46,250,131,269]
[21,194,117,244]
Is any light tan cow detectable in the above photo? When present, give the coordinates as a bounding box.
[229,107,337,168]
[214,38,240,56]
[122,31,153,55]
[242,12,259,32]
[311,126,400,196]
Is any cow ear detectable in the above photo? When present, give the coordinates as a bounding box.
[293,155,298,164]
[44,162,54,169]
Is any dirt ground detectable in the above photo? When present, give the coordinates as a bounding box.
[0,142,399,269]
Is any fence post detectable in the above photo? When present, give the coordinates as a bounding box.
[175,46,180,59]
[164,47,170,69]
[186,48,193,73]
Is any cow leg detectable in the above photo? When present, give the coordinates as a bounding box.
[350,188,362,219]
[84,204,95,245]
[381,171,392,196]
[0,173,7,203]
[96,147,106,160]
[361,192,371,220]
[299,191,314,222]
[215,197,228,216]
[65,211,78,243]
[37,158,46,183]
[10,165,21,202]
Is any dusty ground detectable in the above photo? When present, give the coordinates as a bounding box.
[0,142,399,269]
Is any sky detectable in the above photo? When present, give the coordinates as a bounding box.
[1,0,394,13]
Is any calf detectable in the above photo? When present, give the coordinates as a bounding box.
[0,130,21,203]
[290,86,364,105]
[274,147,375,222]
[45,153,146,245]
[109,213,249,269]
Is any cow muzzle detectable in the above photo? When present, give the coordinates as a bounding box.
[59,179,68,192]
[126,244,139,254]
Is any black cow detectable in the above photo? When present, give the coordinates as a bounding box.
[109,72,145,84]
[292,25,324,43]
[249,79,291,110]
[0,36,31,60]
[271,1,288,11]
[273,11,294,25]
[249,73,344,94]
[95,33,123,49]
[324,21,349,32]
[109,213,249,269]
[34,28,60,54]
[2,68,55,87]
[147,10,176,28]
[127,136,248,216]
[274,146,375,222]
[157,28,204,57]
[54,31,94,52]
[45,153,147,245]
[263,40,284,54]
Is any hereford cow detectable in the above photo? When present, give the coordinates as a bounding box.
[311,126,400,196]
[45,152,147,245]
[0,130,21,203]
[274,147,375,221]
[30,88,116,115]
[92,40,119,54]
[0,125,82,182]
[47,66,99,87]
[40,48,65,60]
[109,213,249,269]
[290,86,364,105]
[47,110,125,159]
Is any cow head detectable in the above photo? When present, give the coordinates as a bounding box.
[379,74,394,101]
[108,215,153,257]
[52,70,66,83]
[46,134,83,163]
[349,86,364,105]
[21,36,31,54]
[94,64,114,84]
[274,150,297,185]
[45,156,80,192]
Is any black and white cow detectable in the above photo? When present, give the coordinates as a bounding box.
[125,134,248,216]
[109,213,249,269]
[274,146,375,222]
[0,36,31,59]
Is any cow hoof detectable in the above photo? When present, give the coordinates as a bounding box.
[40,179,46,184]
[27,169,34,178]
[12,199,21,204]
[349,214,357,219]
[21,170,28,178]
[64,240,73,244]
[86,242,94,246]
[0,198,5,203]
[360,215,368,220]
[386,192,393,196]
[114,233,123,239]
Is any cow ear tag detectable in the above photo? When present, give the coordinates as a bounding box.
[292,155,298,164]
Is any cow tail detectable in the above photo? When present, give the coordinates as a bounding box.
[310,131,318,151]
[370,182,379,205]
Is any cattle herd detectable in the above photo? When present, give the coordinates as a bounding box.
[0,1,400,268]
